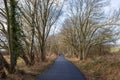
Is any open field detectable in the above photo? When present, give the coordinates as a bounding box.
[110,46,120,53]
[68,54,120,80]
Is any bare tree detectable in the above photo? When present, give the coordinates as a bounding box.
[18,0,64,61]
[1,0,26,73]
[35,0,64,61]
[61,0,120,60]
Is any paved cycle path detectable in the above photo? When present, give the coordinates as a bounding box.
[37,55,86,80]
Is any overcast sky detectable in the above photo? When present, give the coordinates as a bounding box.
[105,0,120,11]
[104,0,120,13]
[110,0,120,9]
[104,0,120,44]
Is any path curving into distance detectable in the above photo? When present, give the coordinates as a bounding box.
[37,55,86,80]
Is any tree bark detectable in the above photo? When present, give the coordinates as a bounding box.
[3,0,16,74]
[30,18,35,65]
[20,53,31,66]
[41,42,46,61]
[10,0,18,73]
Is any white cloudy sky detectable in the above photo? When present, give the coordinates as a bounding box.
[110,0,120,9]
[61,0,120,20]
[53,0,120,33]
[110,0,120,44]
[104,0,120,13]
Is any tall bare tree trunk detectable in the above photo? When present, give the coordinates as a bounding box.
[3,0,11,56]
[29,1,37,64]
[30,24,35,64]
[41,42,46,61]
[3,0,14,73]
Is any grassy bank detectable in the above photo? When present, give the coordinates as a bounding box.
[68,55,120,80]
[3,55,57,80]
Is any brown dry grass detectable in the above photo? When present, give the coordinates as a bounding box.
[2,54,57,80]
[68,54,120,80]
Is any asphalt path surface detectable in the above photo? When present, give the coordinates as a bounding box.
[37,55,87,80]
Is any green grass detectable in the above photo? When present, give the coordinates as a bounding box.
[110,47,120,53]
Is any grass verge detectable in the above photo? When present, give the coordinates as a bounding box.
[68,55,120,80]
[3,55,57,80]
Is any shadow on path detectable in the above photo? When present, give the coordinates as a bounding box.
[36,55,86,80]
